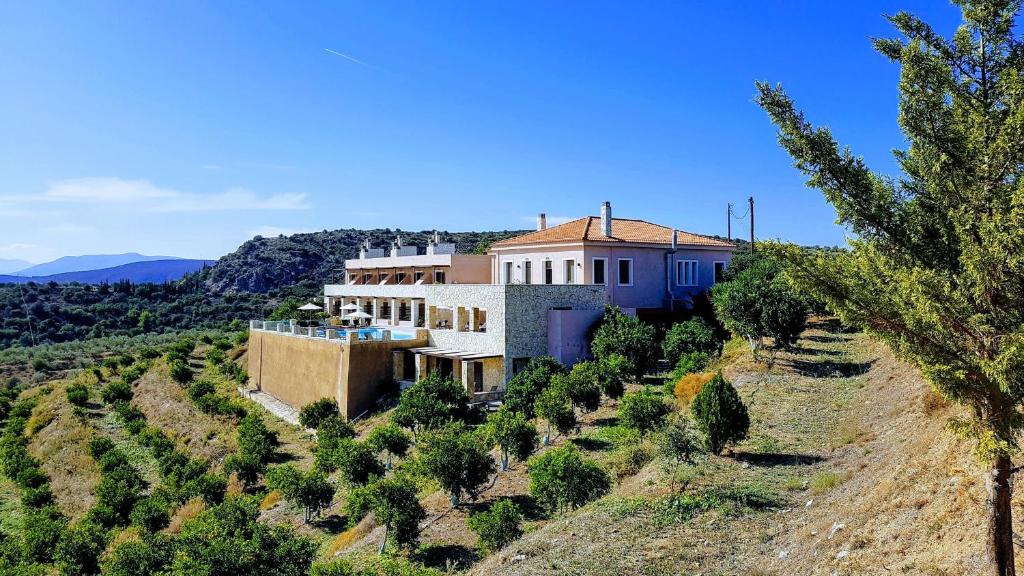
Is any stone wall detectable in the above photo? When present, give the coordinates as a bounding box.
[503,284,607,380]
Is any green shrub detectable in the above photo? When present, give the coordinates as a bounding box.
[204,348,226,366]
[534,382,576,441]
[265,464,335,522]
[299,398,339,430]
[168,360,193,385]
[87,437,115,460]
[528,445,610,514]
[467,498,523,553]
[690,372,749,455]
[55,520,107,576]
[130,495,170,532]
[138,347,161,360]
[662,318,721,367]
[101,380,133,405]
[371,475,426,553]
[22,505,67,563]
[101,533,175,576]
[120,363,146,384]
[344,481,377,527]
[483,407,537,470]
[66,383,90,407]
[618,389,671,435]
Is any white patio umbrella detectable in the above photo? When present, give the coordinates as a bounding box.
[340,303,359,311]
[298,302,322,326]
[344,310,373,326]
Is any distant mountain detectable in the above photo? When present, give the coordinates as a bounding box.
[198,228,528,294]
[0,258,32,274]
[15,253,184,276]
[0,259,214,284]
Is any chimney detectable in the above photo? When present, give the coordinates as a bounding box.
[359,240,369,259]
[671,229,678,250]
[600,201,612,237]
[537,213,547,231]
[433,231,441,244]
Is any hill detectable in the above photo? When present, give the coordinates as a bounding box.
[2,318,997,575]
[0,259,214,285]
[199,228,528,294]
[14,252,185,276]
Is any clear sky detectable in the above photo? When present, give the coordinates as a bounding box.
[0,1,963,263]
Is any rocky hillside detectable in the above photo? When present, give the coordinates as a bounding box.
[199,228,528,295]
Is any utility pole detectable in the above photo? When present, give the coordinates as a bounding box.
[748,196,755,253]
[726,203,732,241]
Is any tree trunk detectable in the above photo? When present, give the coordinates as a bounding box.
[501,448,509,471]
[986,454,1015,576]
[379,526,388,555]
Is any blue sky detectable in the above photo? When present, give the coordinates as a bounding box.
[0,1,962,263]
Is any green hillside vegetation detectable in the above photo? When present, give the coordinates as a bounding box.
[198,228,528,294]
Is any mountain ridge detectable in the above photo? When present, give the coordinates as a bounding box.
[0,259,214,285]
[15,252,186,276]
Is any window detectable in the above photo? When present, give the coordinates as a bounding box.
[414,271,424,283]
[677,260,698,286]
[396,272,406,284]
[714,261,726,283]
[523,260,532,284]
[592,257,607,285]
[544,261,553,284]
[512,357,530,374]
[473,361,484,393]
[379,273,390,284]
[503,261,514,284]
[434,270,446,284]
[563,259,575,284]
[617,258,633,286]
[363,273,372,284]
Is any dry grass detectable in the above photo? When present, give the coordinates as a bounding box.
[326,520,374,558]
[260,489,283,510]
[922,388,951,416]
[673,372,714,408]
[167,497,207,534]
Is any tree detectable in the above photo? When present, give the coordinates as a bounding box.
[484,407,538,471]
[559,363,603,413]
[370,475,426,555]
[101,534,175,576]
[689,372,749,455]
[130,495,171,532]
[367,424,411,470]
[418,422,495,505]
[756,4,1024,572]
[618,389,671,436]
[502,356,566,418]
[711,254,808,354]
[330,439,384,486]
[265,465,335,523]
[659,414,704,492]
[21,505,67,563]
[391,371,470,441]
[590,306,657,380]
[236,413,278,464]
[171,495,316,575]
[467,498,523,553]
[528,445,610,514]
[596,353,629,401]
[316,414,356,452]
[534,383,576,444]
[54,520,107,576]
[299,398,339,430]
[662,318,721,367]
[96,464,147,525]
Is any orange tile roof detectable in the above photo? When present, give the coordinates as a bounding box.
[491,217,736,249]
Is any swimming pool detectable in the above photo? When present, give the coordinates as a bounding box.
[314,327,416,341]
